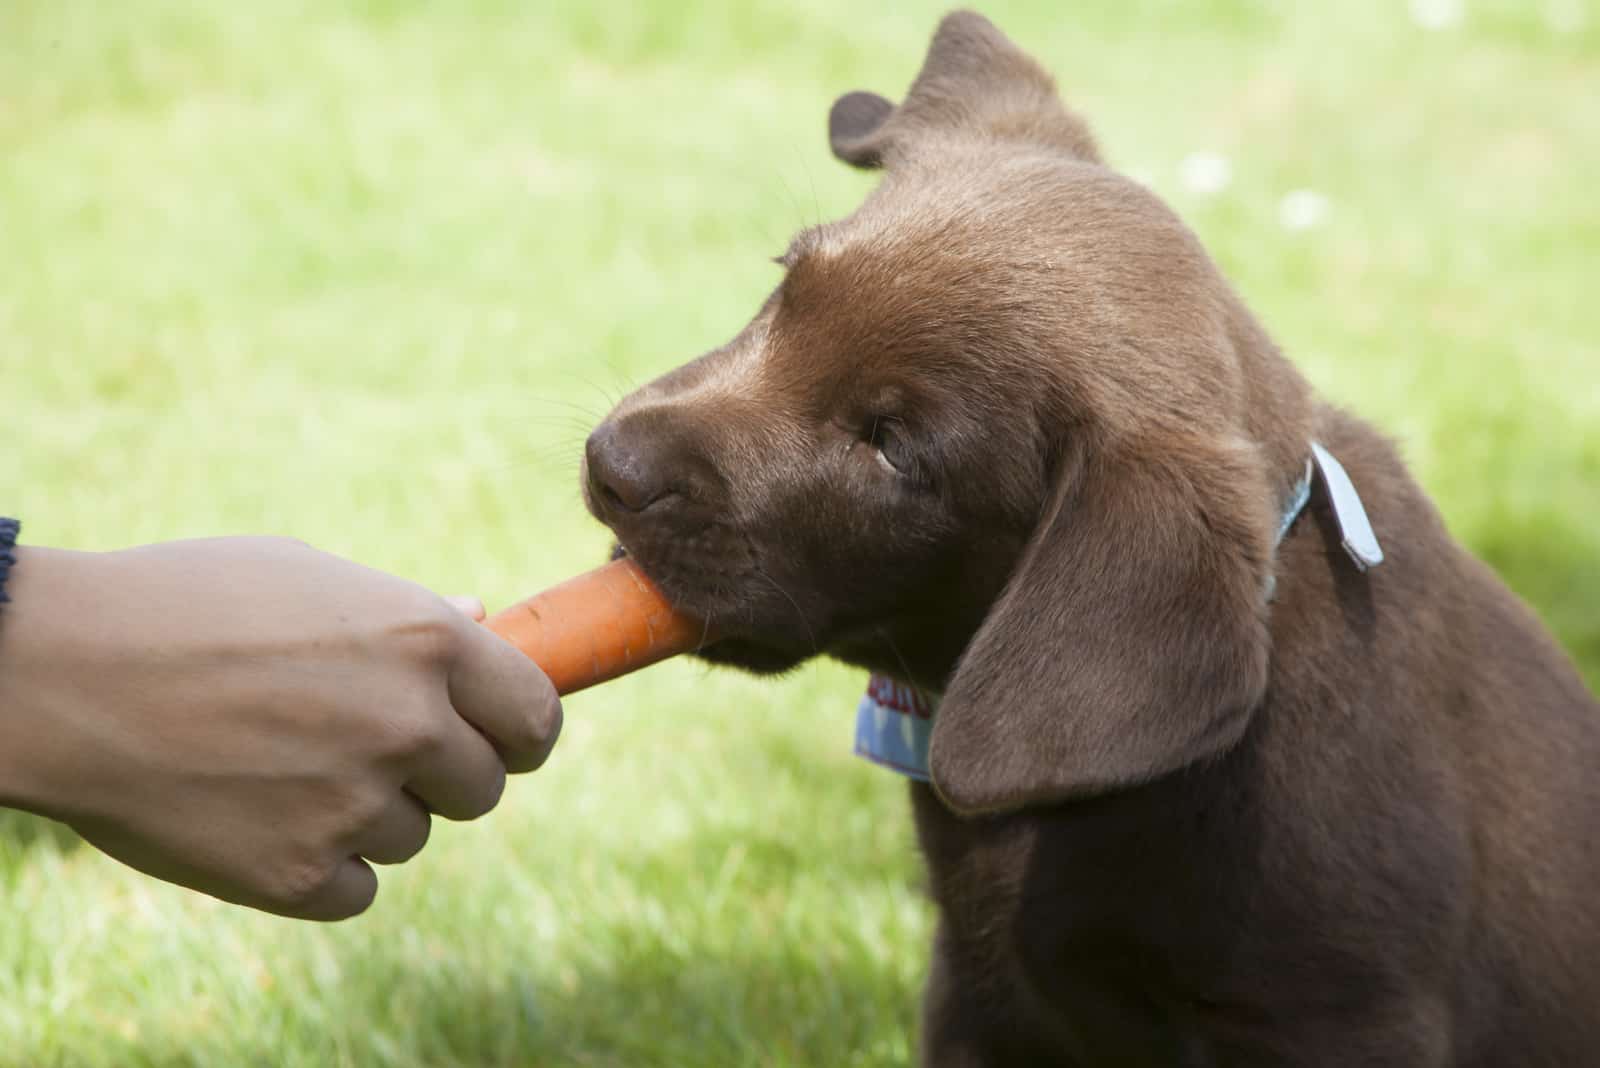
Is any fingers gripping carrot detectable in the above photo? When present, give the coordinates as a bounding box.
[485,558,712,695]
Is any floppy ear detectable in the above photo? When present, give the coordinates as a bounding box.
[829,10,1099,170]
[928,441,1275,815]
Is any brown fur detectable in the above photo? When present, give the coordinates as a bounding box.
[581,12,1600,1065]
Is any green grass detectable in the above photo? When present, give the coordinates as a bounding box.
[0,1,1596,1064]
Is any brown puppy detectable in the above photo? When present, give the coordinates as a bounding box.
[582,12,1600,1065]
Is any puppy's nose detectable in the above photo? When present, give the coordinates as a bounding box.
[585,418,682,515]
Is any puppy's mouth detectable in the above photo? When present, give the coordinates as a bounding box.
[604,536,821,676]
[581,438,827,674]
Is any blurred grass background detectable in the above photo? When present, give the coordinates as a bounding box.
[0,1,1595,1064]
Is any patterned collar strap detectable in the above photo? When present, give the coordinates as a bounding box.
[853,674,936,782]
[852,444,1382,781]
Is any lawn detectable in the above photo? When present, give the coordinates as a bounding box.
[0,1,1596,1064]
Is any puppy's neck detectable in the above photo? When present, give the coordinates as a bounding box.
[1226,302,1318,507]
[830,612,986,698]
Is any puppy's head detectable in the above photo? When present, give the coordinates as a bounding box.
[585,11,1313,814]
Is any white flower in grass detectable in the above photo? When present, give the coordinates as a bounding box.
[1278,189,1331,231]
[1178,152,1232,196]
[1410,0,1465,30]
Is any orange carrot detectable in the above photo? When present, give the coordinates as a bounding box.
[486,557,713,695]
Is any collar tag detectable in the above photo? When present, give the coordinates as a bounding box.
[1310,441,1384,570]
[854,675,935,781]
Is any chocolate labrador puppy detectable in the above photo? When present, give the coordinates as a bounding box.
[581,11,1600,1066]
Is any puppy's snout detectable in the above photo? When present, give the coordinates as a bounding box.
[586,420,679,515]
[585,413,719,525]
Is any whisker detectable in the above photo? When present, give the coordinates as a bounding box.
[572,371,624,414]
[696,609,718,654]
[753,564,818,654]
[602,364,640,406]
[771,156,811,240]
[876,625,929,693]
[801,151,822,230]
[524,395,609,422]
[475,444,586,479]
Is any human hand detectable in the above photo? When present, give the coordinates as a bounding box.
[0,537,561,919]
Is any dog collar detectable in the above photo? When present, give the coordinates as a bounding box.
[853,442,1382,781]
[853,675,937,781]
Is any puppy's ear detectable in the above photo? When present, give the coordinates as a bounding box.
[828,11,1098,170]
[828,90,898,168]
[929,441,1273,815]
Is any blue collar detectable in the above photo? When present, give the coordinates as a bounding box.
[854,443,1379,782]
[1262,457,1313,604]
[1277,458,1314,545]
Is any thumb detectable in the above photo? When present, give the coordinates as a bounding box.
[444,595,487,622]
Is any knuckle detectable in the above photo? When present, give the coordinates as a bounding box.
[270,852,339,911]
[515,694,564,770]
[342,878,378,919]
[500,681,563,761]
[346,784,393,834]
[383,703,449,762]
[446,761,506,822]
[402,813,433,859]
[541,692,565,743]
[393,604,462,667]
[472,763,508,818]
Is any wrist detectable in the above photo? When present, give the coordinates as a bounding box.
[0,546,105,814]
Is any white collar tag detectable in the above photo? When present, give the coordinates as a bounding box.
[854,442,1381,781]
[1309,441,1384,570]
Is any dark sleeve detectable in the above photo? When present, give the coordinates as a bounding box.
[0,518,18,605]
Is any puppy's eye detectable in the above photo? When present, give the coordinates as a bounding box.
[866,416,913,475]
